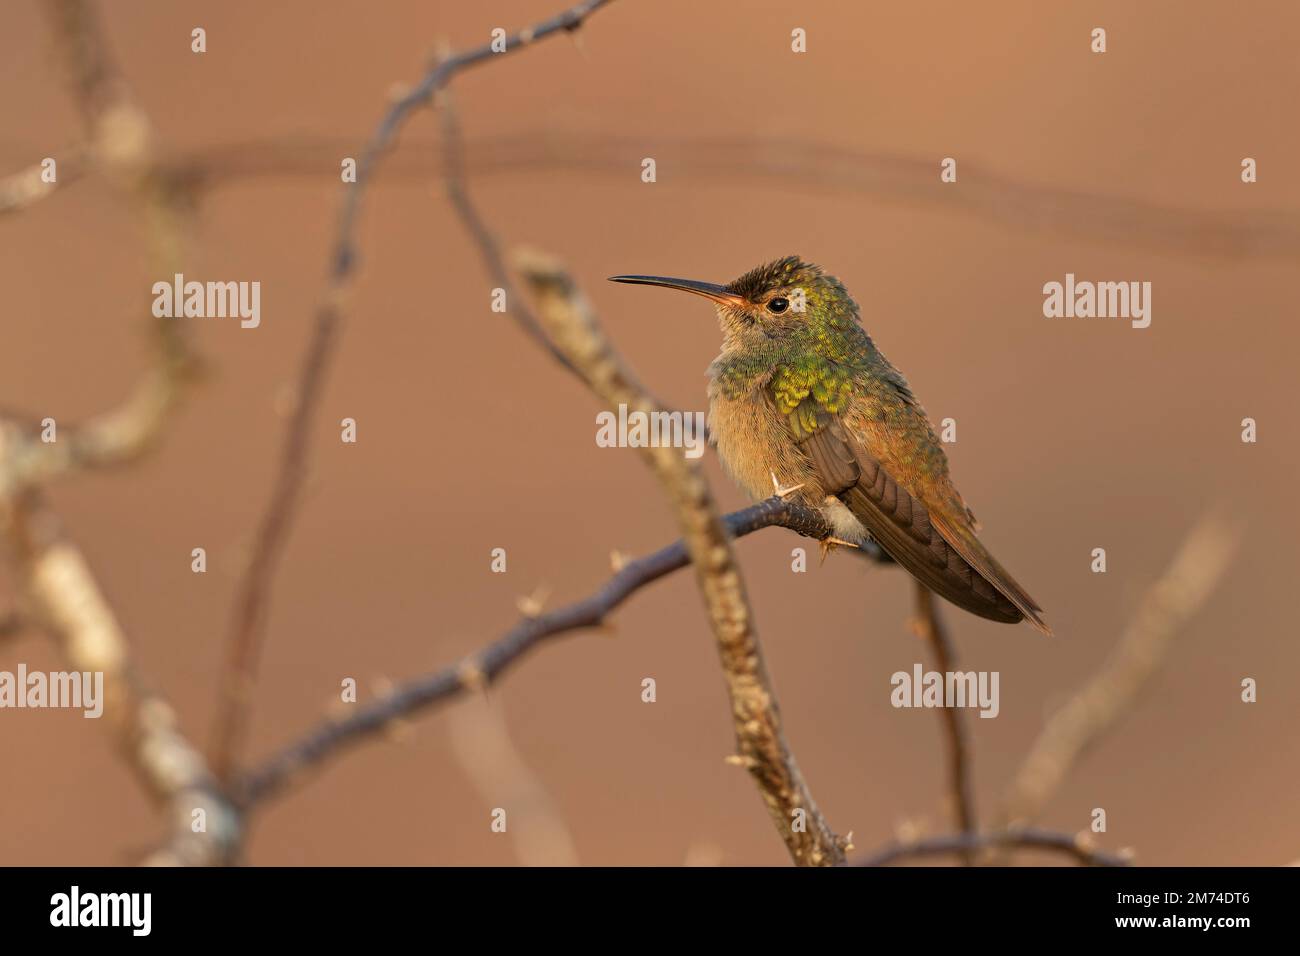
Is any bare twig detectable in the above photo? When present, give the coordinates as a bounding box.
[0,358,196,496]
[79,131,1300,261]
[437,91,581,377]
[46,0,127,138]
[211,0,618,783]
[0,0,214,868]
[911,582,976,862]
[515,253,848,865]
[207,287,344,781]
[858,827,1133,868]
[1,0,198,498]
[997,514,1240,828]
[0,492,238,865]
[437,88,690,426]
[237,496,876,806]
[10,0,152,215]
[0,148,88,216]
[447,697,579,866]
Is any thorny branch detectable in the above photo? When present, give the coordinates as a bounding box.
[237,496,865,806]
[515,253,848,865]
[237,45,865,863]
[210,0,619,783]
[439,89,857,863]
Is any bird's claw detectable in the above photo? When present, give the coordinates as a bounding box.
[819,535,859,565]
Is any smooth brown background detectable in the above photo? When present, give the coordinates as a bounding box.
[1,1,1296,865]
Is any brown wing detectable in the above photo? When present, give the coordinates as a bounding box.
[793,406,1051,634]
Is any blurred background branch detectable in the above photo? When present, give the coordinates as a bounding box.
[448,697,580,867]
[0,0,1263,868]
[0,490,238,866]
[209,0,618,785]
[997,514,1241,830]
[12,131,1298,259]
[911,582,977,864]
[0,0,216,865]
[859,826,1133,868]
[0,148,87,216]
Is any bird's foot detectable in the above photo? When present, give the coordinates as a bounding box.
[770,471,806,500]
[819,535,860,565]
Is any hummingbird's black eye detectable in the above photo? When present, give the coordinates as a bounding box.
[767,296,790,314]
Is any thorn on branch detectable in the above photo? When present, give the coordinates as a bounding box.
[457,659,488,694]
[516,587,550,619]
[234,494,865,808]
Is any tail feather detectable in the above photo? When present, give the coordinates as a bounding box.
[930,512,1053,636]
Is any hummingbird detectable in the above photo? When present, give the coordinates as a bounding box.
[609,256,1051,635]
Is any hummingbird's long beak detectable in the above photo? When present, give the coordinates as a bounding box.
[608,274,745,307]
